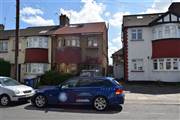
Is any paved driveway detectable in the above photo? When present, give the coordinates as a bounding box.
[123,83,180,104]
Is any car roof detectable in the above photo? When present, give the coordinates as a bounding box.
[78,76,114,81]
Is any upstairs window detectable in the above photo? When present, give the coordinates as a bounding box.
[27,37,48,48]
[88,37,98,47]
[0,41,8,52]
[131,29,142,40]
[65,36,80,47]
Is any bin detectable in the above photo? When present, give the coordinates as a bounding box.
[24,75,38,88]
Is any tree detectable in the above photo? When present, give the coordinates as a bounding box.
[0,59,11,77]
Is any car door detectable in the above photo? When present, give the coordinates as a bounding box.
[58,77,80,105]
[73,77,95,105]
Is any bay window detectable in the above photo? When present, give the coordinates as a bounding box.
[153,58,180,71]
[26,63,48,74]
[27,36,48,48]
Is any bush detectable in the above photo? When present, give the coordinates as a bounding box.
[39,71,74,86]
[0,59,11,77]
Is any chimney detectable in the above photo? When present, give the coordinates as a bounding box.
[168,2,180,16]
[59,14,70,26]
[0,24,4,30]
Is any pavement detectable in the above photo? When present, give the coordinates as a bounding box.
[123,83,180,105]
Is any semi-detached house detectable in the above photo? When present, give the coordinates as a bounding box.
[0,14,108,81]
[122,2,180,82]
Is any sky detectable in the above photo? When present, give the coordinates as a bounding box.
[0,0,180,65]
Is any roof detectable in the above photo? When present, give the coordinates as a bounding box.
[123,13,163,27]
[169,2,180,16]
[53,22,106,35]
[112,49,123,57]
[0,25,59,40]
[123,2,180,27]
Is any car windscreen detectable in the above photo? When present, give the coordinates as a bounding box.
[1,78,21,86]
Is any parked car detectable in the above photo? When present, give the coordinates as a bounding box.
[31,76,125,111]
[0,76,35,106]
[80,69,101,77]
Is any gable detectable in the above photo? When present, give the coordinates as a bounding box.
[150,12,180,26]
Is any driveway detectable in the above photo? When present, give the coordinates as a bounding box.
[123,82,180,104]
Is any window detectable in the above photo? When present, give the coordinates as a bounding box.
[132,59,143,71]
[166,59,171,70]
[0,41,8,52]
[88,37,98,47]
[131,29,142,40]
[26,63,48,74]
[61,78,79,88]
[77,78,93,87]
[153,60,158,70]
[65,36,80,47]
[27,37,48,48]
[159,59,164,70]
[164,26,170,37]
[173,59,178,70]
[153,58,180,71]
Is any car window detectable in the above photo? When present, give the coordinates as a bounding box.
[76,78,94,87]
[61,78,79,89]
[1,78,21,86]
[92,79,113,87]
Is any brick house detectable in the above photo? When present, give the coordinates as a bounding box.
[122,2,180,82]
[52,15,108,75]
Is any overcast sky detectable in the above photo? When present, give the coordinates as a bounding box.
[0,0,179,64]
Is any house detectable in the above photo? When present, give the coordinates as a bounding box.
[0,14,108,81]
[52,15,108,75]
[0,24,58,81]
[111,49,124,80]
[122,2,180,82]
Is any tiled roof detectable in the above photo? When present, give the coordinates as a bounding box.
[53,22,106,35]
[123,13,163,27]
[0,25,59,40]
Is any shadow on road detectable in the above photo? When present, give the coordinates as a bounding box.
[24,104,123,114]
[123,82,180,95]
[0,101,29,108]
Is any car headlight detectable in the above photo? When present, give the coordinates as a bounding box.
[14,90,20,95]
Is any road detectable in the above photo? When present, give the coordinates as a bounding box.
[0,101,179,120]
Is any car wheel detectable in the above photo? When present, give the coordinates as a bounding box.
[0,95,10,106]
[93,96,108,111]
[34,94,47,108]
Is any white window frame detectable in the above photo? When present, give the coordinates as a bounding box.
[131,29,143,40]
[65,36,80,47]
[0,41,8,52]
[26,63,48,74]
[153,58,180,71]
[27,36,48,48]
[87,37,98,47]
[131,59,144,71]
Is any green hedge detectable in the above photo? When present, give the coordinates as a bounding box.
[0,59,11,77]
[39,71,74,86]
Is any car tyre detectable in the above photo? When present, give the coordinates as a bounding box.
[34,94,47,108]
[93,96,108,111]
[0,95,11,106]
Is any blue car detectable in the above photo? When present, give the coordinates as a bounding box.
[31,77,125,111]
